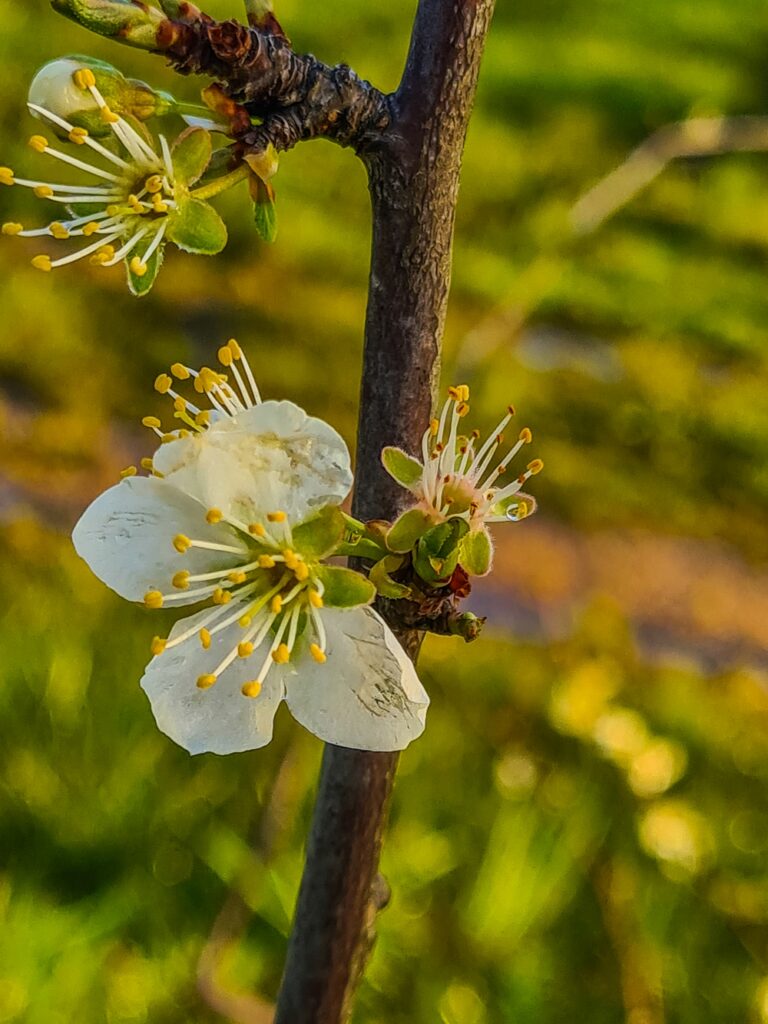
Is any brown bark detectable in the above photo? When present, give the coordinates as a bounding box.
[274,2,496,1022]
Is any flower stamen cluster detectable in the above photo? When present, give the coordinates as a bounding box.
[2,68,175,277]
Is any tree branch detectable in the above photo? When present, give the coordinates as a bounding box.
[273,2,497,1022]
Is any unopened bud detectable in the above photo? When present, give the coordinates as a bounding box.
[50,0,167,50]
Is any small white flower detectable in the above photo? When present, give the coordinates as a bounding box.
[382,385,542,576]
[1,62,227,295]
[72,343,428,755]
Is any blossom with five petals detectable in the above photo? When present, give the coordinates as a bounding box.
[72,342,429,754]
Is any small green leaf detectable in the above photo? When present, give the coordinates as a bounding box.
[386,508,435,554]
[459,528,493,576]
[314,566,376,608]
[126,240,164,297]
[370,555,412,599]
[381,446,423,489]
[292,507,345,560]
[172,127,213,186]
[336,537,389,561]
[413,518,468,586]
[250,175,278,243]
[167,197,227,255]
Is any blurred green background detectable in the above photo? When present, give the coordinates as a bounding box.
[2,0,768,1021]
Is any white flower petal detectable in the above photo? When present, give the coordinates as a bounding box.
[140,605,285,755]
[152,401,353,523]
[72,476,246,602]
[285,606,429,751]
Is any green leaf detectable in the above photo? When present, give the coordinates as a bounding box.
[386,508,435,554]
[292,507,345,560]
[125,239,164,297]
[336,537,389,561]
[413,518,468,586]
[459,528,493,576]
[314,566,376,608]
[167,197,227,255]
[172,127,213,186]
[250,175,278,243]
[381,446,423,489]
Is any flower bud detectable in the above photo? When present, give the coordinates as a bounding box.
[50,0,166,50]
[28,57,172,137]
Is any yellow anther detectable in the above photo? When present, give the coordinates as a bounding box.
[31,254,52,272]
[206,508,223,525]
[227,338,242,359]
[68,127,88,145]
[150,636,167,656]
[89,252,110,267]
[282,549,298,569]
[106,204,120,218]
[173,534,191,554]
[2,222,23,235]
[270,595,283,614]
[249,523,266,537]
[238,641,254,658]
[268,511,287,523]
[100,106,119,125]
[212,588,231,605]
[50,222,70,240]
[154,373,173,394]
[130,257,148,277]
[447,386,461,400]
[199,628,212,650]
[172,570,191,590]
[173,396,187,413]
[430,418,439,436]
[153,469,165,479]
[456,401,470,417]
[140,458,154,471]
[195,409,211,427]
[228,571,247,584]
[217,345,233,367]
[294,562,310,582]
[28,135,48,153]
[151,199,169,214]
[197,674,217,690]
[242,680,262,698]
[258,555,276,569]
[73,68,96,90]
[144,590,164,609]
[96,244,115,259]
[145,174,163,193]
[310,643,327,664]
[527,458,544,475]
[519,427,532,444]
[309,589,324,609]
[272,643,290,664]
[238,614,253,628]
[33,185,53,198]
[120,465,137,479]
[170,363,190,380]
[0,167,15,186]
[458,384,470,402]
[142,415,162,429]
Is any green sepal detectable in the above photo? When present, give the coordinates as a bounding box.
[386,508,435,554]
[459,527,493,577]
[292,507,346,560]
[126,239,164,297]
[172,127,212,186]
[381,446,423,489]
[413,518,469,586]
[336,537,389,561]
[370,555,412,600]
[314,566,376,608]
[167,197,227,255]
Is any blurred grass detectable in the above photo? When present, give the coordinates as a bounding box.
[1,0,768,1021]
